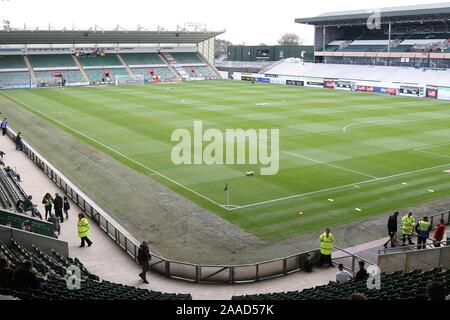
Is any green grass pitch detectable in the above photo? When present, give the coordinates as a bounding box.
[2,80,450,241]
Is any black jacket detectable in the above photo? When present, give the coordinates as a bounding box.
[14,268,40,290]
[387,215,398,233]
[0,266,14,289]
[53,196,63,210]
[138,245,151,265]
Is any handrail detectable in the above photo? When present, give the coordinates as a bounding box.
[378,240,448,255]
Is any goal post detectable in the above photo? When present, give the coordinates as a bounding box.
[115,74,145,86]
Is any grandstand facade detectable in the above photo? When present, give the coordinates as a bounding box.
[296,3,450,68]
[0,29,222,89]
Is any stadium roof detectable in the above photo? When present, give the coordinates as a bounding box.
[0,30,224,45]
[295,2,450,25]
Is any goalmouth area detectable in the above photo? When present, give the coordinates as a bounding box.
[0,80,449,264]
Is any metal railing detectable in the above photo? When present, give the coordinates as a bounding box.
[331,245,375,274]
[6,127,324,283]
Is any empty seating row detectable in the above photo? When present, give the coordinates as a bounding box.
[121,53,164,66]
[27,55,76,68]
[35,70,86,84]
[170,52,203,64]
[0,72,31,88]
[0,55,27,69]
[85,68,129,82]
[79,54,122,67]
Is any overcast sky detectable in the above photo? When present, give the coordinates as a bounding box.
[0,0,446,45]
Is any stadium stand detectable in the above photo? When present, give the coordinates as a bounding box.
[169,52,204,64]
[84,68,129,82]
[130,67,176,81]
[232,268,450,300]
[0,72,31,88]
[0,55,27,69]
[0,238,192,300]
[265,61,450,86]
[27,55,76,68]
[34,70,86,85]
[120,53,165,66]
[78,54,123,67]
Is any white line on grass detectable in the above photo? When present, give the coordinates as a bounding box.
[414,149,450,159]
[255,142,379,179]
[228,162,450,211]
[413,142,450,159]
[1,93,230,211]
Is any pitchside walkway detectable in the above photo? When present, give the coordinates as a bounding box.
[0,134,385,300]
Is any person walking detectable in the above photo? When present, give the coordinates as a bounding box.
[416,216,431,250]
[14,132,23,151]
[319,228,335,268]
[53,193,64,223]
[0,118,8,136]
[77,213,92,247]
[138,241,151,284]
[401,212,415,246]
[433,219,446,247]
[63,196,70,220]
[384,211,399,248]
[41,193,53,220]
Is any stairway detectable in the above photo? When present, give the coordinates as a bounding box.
[22,56,38,85]
[117,54,136,79]
[71,55,90,83]
[161,53,190,80]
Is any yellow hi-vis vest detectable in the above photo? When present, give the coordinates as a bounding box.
[319,232,334,255]
[77,218,90,238]
[401,215,415,235]
[418,220,430,232]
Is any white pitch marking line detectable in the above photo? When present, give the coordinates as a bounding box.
[229,162,450,211]
[1,94,230,211]
[414,142,450,151]
[256,142,379,179]
[413,149,450,159]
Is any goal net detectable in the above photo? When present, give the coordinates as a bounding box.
[115,74,145,86]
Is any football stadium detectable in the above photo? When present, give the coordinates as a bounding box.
[0,0,449,308]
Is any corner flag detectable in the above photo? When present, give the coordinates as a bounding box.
[224,183,228,192]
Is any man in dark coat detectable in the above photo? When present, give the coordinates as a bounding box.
[0,257,14,289]
[384,211,399,248]
[14,260,40,291]
[138,241,151,284]
[53,193,64,223]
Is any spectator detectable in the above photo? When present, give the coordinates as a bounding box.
[335,263,352,284]
[350,293,367,300]
[354,261,369,282]
[23,195,42,220]
[138,241,151,284]
[47,213,61,237]
[426,281,446,300]
[77,213,92,248]
[14,260,40,291]
[5,166,21,182]
[415,216,431,250]
[63,196,70,220]
[0,118,8,136]
[0,257,14,289]
[14,132,23,151]
[384,211,399,248]
[433,219,446,247]
[319,228,335,268]
[42,193,53,220]
[53,193,64,223]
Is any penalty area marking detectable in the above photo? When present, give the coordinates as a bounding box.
[1,93,230,211]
